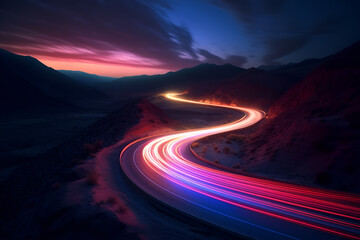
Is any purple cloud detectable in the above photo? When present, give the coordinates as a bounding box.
[0,0,247,70]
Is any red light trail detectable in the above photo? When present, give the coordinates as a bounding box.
[120,93,360,239]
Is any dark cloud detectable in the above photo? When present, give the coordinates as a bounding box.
[198,49,224,64]
[198,49,247,67]
[0,0,205,69]
[212,0,359,64]
[213,0,299,64]
[170,25,198,59]
[226,55,247,67]
[262,0,285,14]
[213,0,284,25]
[2,0,354,70]
[212,0,252,24]
[261,36,308,65]
[0,0,250,70]
[260,16,344,64]
[310,16,343,35]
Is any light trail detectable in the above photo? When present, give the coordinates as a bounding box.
[121,92,360,239]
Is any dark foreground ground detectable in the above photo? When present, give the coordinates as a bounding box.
[0,97,245,240]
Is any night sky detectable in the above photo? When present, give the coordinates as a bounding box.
[1,0,359,77]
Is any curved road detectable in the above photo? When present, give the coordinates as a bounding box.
[120,93,360,240]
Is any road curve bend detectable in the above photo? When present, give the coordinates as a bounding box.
[120,93,360,240]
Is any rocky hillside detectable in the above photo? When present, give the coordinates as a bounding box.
[0,99,176,240]
[239,41,360,193]
[202,58,324,110]
[99,63,244,99]
[0,49,112,113]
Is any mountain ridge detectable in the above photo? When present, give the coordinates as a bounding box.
[0,49,112,113]
[239,41,360,192]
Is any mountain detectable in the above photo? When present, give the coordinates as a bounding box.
[239,41,360,192]
[0,49,112,113]
[201,68,297,109]
[58,70,116,87]
[272,58,326,80]
[99,63,244,99]
[202,57,326,109]
[257,64,284,71]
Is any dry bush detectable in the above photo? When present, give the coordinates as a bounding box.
[94,140,103,150]
[214,159,221,164]
[223,146,231,154]
[83,143,96,157]
[227,134,245,142]
[191,142,200,148]
[116,205,127,214]
[232,163,241,169]
[86,171,98,186]
[82,140,104,158]
[214,146,221,153]
[107,196,118,204]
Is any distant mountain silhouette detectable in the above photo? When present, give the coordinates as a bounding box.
[59,70,116,87]
[258,58,325,76]
[272,58,326,80]
[203,57,325,109]
[240,41,360,192]
[99,63,244,99]
[0,49,112,113]
[0,48,327,114]
[257,65,283,71]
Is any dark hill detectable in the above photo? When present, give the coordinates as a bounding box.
[99,63,244,99]
[58,70,116,88]
[0,49,112,113]
[272,58,326,80]
[239,41,360,192]
[202,58,325,109]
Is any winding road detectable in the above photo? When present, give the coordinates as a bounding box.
[120,93,360,240]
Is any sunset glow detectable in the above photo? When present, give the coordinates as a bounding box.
[38,57,171,78]
[1,1,359,77]
[1,1,360,240]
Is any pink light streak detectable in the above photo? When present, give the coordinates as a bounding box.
[123,92,360,239]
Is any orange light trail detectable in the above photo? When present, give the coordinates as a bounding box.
[121,92,360,239]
